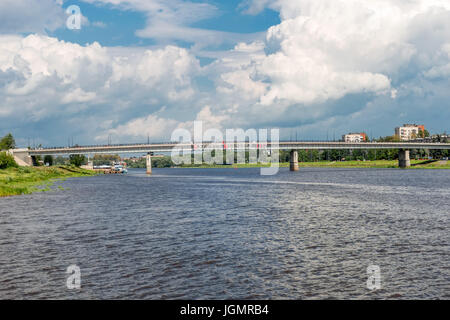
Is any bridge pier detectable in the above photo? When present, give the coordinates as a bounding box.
[146,153,152,175]
[290,150,299,172]
[399,149,411,168]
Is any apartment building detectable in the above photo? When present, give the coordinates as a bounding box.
[342,132,367,143]
[395,124,425,141]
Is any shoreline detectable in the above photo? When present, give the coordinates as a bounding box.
[2,160,448,197]
[0,166,96,197]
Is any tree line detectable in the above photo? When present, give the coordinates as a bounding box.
[279,148,448,162]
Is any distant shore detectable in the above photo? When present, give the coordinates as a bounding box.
[2,160,448,197]
[178,160,450,169]
[0,166,96,197]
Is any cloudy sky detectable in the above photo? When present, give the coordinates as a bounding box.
[1,0,450,147]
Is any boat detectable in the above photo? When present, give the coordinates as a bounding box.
[112,162,128,174]
[93,162,128,174]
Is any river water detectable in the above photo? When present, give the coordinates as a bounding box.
[0,168,449,299]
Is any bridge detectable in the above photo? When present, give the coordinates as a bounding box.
[10,141,450,173]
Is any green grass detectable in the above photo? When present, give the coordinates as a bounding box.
[179,160,450,169]
[0,166,96,197]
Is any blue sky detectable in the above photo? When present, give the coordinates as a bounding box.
[0,0,449,147]
[51,1,280,48]
[52,3,151,47]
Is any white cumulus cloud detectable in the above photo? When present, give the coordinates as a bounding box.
[206,0,450,130]
[0,34,200,121]
[0,0,65,34]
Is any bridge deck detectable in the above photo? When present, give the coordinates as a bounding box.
[26,141,450,155]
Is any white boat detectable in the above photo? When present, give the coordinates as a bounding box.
[112,163,128,174]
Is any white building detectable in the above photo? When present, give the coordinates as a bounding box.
[342,133,367,143]
[395,124,425,141]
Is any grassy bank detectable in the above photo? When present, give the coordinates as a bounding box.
[179,160,450,169]
[0,166,96,197]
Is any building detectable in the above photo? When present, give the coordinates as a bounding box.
[395,124,425,141]
[342,132,367,143]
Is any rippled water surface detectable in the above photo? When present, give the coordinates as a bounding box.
[0,168,449,299]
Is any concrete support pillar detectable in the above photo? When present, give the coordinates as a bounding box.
[399,149,411,168]
[290,150,299,172]
[146,153,152,175]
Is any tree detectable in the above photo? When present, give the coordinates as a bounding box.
[351,149,366,161]
[298,150,308,162]
[0,133,15,150]
[44,155,54,166]
[308,150,320,162]
[430,149,443,159]
[54,156,67,165]
[153,157,174,168]
[377,135,401,142]
[0,152,18,169]
[93,154,120,166]
[279,150,290,163]
[367,150,377,161]
[69,154,86,167]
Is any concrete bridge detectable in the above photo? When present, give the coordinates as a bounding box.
[10,141,450,173]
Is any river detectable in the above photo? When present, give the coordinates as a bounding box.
[0,168,449,299]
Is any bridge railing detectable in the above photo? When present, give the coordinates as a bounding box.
[29,140,450,151]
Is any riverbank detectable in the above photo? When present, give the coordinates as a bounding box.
[179,160,450,169]
[0,166,96,197]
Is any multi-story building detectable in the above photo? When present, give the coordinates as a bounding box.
[395,124,425,141]
[342,132,367,143]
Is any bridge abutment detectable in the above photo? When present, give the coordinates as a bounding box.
[290,150,299,172]
[146,153,152,175]
[398,149,411,168]
[9,149,33,166]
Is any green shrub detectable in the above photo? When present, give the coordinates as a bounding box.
[69,154,86,167]
[0,152,18,169]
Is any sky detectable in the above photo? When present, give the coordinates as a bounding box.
[0,0,450,147]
